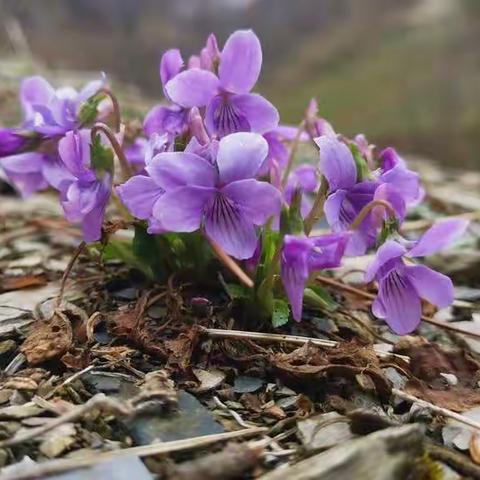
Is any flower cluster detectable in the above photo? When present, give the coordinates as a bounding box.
[0,29,468,335]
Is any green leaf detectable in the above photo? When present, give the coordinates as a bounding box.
[90,134,114,178]
[272,298,290,327]
[225,283,251,300]
[303,285,337,311]
[102,239,150,275]
[78,94,104,125]
[280,188,304,236]
[350,143,371,182]
[378,218,400,246]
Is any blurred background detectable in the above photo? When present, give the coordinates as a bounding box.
[0,0,479,168]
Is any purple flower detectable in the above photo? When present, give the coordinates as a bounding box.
[365,219,469,334]
[20,75,104,137]
[281,232,349,321]
[0,128,31,157]
[57,130,111,242]
[0,152,51,197]
[165,30,279,138]
[125,133,168,171]
[144,49,189,140]
[285,164,319,217]
[317,136,420,255]
[145,132,282,259]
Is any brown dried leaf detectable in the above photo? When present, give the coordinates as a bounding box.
[21,311,73,365]
[1,274,47,292]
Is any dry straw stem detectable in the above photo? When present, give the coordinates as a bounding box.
[0,428,266,480]
[203,327,409,362]
[392,388,480,432]
[316,275,480,341]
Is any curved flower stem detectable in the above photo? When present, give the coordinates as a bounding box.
[90,123,133,182]
[303,175,328,236]
[207,238,254,289]
[98,87,121,133]
[55,240,86,309]
[350,199,397,231]
[280,119,306,189]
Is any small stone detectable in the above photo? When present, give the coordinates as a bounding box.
[298,411,354,452]
[0,403,43,420]
[112,287,138,301]
[440,373,458,386]
[233,376,264,394]
[147,305,167,319]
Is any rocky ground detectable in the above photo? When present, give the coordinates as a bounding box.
[2,63,480,479]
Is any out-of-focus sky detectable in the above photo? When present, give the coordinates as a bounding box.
[0,0,479,168]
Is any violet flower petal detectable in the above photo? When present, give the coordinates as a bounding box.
[377,271,422,335]
[153,185,215,232]
[204,194,258,259]
[221,178,281,225]
[160,49,184,88]
[146,151,217,190]
[228,93,279,134]
[405,264,454,308]
[407,218,469,258]
[116,175,164,220]
[316,135,357,192]
[364,240,407,283]
[218,29,262,94]
[216,132,268,184]
[165,69,219,108]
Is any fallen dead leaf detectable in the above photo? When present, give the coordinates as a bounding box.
[21,310,73,365]
[1,274,48,292]
[470,433,480,464]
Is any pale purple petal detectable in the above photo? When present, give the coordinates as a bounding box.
[153,186,214,232]
[20,76,55,121]
[380,147,406,171]
[407,219,469,258]
[216,132,268,184]
[146,151,217,190]
[371,295,386,318]
[116,175,164,219]
[377,271,422,335]
[143,105,188,137]
[165,69,219,108]
[365,240,407,282]
[221,179,281,225]
[0,129,29,157]
[316,135,357,191]
[309,232,349,270]
[405,264,454,309]
[380,163,421,205]
[160,49,184,88]
[281,235,311,321]
[218,29,262,94]
[372,183,406,225]
[58,130,94,181]
[1,152,48,196]
[228,93,279,134]
[204,94,251,138]
[324,189,348,231]
[204,193,258,259]
[42,156,75,192]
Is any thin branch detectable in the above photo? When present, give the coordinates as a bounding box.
[97,87,121,133]
[208,238,254,288]
[55,240,86,308]
[0,428,267,480]
[316,275,480,341]
[392,388,480,431]
[90,123,133,181]
[202,327,409,362]
[350,199,397,231]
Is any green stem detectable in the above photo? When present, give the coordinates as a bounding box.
[90,123,133,182]
[281,120,306,189]
[350,199,396,231]
[303,175,328,235]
